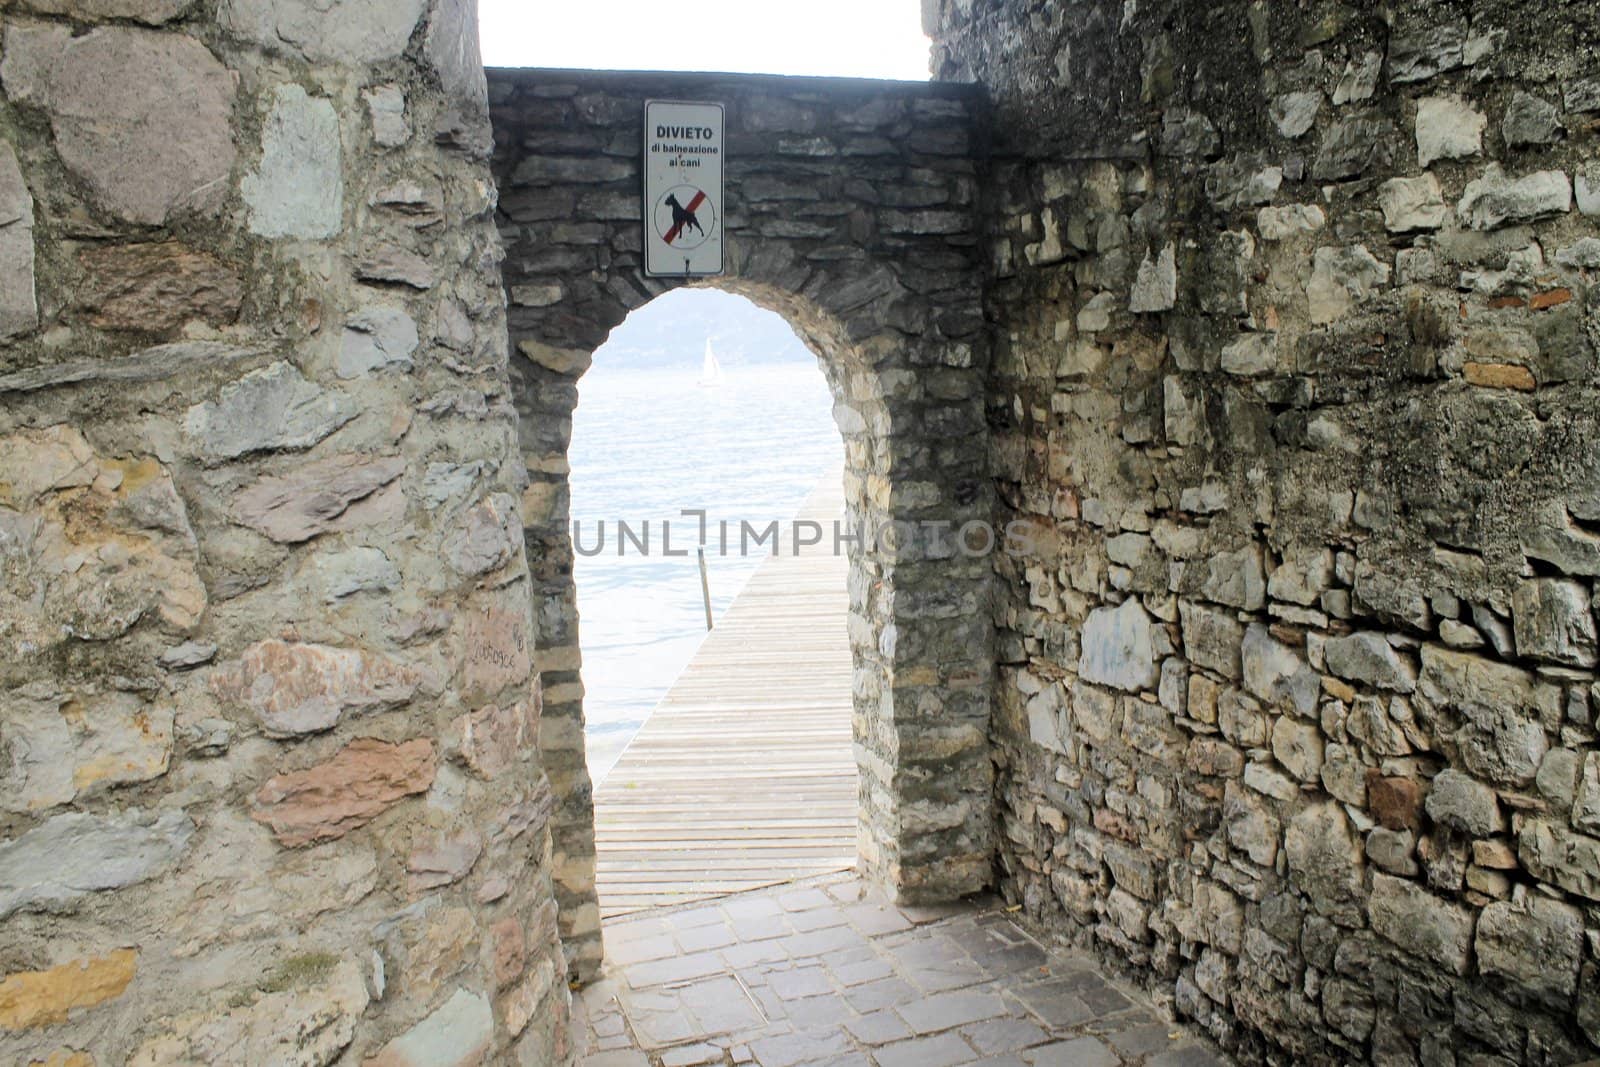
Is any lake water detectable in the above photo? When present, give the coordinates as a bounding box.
[570,311,844,781]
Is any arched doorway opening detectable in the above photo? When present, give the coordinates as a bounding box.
[490,67,995,982]
[570,289,852,917]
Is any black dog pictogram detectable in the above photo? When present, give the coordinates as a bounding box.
[664,193,705,240]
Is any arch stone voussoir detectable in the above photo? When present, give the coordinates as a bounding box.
[489,69,995,970]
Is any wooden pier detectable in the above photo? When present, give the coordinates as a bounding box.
[592,476,857,917]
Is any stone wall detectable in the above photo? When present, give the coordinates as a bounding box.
[934,0,1600,1063]
[487,69,996,963]
[0,1,570,1064]
[8,0,1597,1059]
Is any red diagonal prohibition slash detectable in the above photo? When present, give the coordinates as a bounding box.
[662,190,707,245]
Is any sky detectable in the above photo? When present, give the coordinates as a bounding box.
[478,0,931,81]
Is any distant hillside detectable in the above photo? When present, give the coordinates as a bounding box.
[594,289,818,371]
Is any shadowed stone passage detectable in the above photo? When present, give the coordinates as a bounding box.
[489,69,997,979]
[570,871,1231,1066]
[8,1,1594,1063]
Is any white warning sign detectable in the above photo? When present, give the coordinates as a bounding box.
[644,100,725,278]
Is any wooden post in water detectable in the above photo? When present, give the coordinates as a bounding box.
[697,547,713,630]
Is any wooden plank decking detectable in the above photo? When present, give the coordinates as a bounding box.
[592,475,857,917]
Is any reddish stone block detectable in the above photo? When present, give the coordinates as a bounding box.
[252,737,436,847]
[492,917,526,988]
[76,242,241,333]
[1367,771,1423,831]
[1462,362,1536,391]
[1531,288,1573,310]
[1094,807,1140,843]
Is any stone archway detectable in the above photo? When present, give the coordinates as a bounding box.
[488,68,995,977]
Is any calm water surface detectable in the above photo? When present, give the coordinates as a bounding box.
[570,303,843,781]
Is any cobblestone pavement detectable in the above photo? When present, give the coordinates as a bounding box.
[571,873,1231,1067]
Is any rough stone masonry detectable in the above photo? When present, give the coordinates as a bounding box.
[2,0,1600,1064]
[933,0,1600,1063]
[486,68,996,986]
[0,0,572,1064]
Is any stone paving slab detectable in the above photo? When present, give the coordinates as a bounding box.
[572,873,1232,1067]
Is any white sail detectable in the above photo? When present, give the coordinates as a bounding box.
[698,338,725,386]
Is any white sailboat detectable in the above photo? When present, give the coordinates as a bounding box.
[698,338,726,387]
